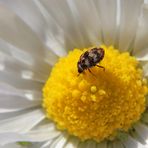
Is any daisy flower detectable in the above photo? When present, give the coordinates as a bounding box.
[0,0,148,148]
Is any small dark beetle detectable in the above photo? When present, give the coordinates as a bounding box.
[77,47,105,74]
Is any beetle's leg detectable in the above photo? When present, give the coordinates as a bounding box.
[88,69,96,77]
[88,68,92,73]
[96,65,105,71]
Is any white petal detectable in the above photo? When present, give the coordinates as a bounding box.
[29,143,45,148]
[0,109,33,120]
[1,122,60,145]
[122,137,134,148]
[0,133,29,145]
[78,141,89,148]
[129,127,146,145]
[141,112,148,124]
[0,143,21,148]
[0,0,47,40]
[41,140,53,148]
[122,136,148,148]
[64,136,80,148]
[0,82,42,112]
[0,83,42,101]
[134,122,148,145]
[0,4,58,65]
[0,51,44,91]
[52,135,69,148]
[31,121,56,131]
[134,48,148,61]
[141,62,148,77]
[0,47,48,83]
[50,133,68,148]
[66,0,102,46]
[107,142,113,148]
[0,94,40,113]
[31,0,75,55]
[95,0,118,46]
[0,42,48,90]
[112,140,124,148]
[0,71,43,91]
[85,140,97,148]
[0,0,67,57]
[0,109,45,133]
[0,121,60,145]
[118,0,143,51]
[135,141,148,148]
[34,0,103,51]
[96,141,107,148]
[24,128,60,142]
[133,4,148,59]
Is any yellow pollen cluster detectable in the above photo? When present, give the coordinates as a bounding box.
[42,45,148,142]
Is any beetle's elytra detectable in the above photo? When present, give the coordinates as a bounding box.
[77,47,105,74]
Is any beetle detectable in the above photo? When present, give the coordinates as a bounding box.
[77,47,105,74]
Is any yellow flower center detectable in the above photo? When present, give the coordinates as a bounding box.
[42,45,148,142]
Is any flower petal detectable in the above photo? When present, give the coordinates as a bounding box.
[49,133,69,148]
[0,83,42,101]
[0,4,58,65]
[122,136,148,148]
[29,143,44,148]
[133,4,148,60]
[135,141,148,148]
[112,140,124,148]
[64,136,80,148]
[41,140,53,148]
[134,48,148,61]
[33,0,104,50]
[0,0,47,40]
[0,94,40,113]
[65,0,103,46]
[129,127,146,145]
[85,140,97,148]
[0,109,34,120]
[49,0,118,46]
[78,141,88,148]
[134,122,148,145]
[118,0,143,51]
[24,127,60,142]
[29,0,77,54]
[0,0,67,57]
[95,0,118,46]
[0,45,49,83]
[0,109,45,133]
[141,112,148,124]
[0,50,44,91]
[96,141,107,148]
[0,71,43,91]
[0,112,60,145]
[1,143,21,148]
[141,62,148,77]
[0,131,54,146]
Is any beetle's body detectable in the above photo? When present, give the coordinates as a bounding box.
[77,47,105,73]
